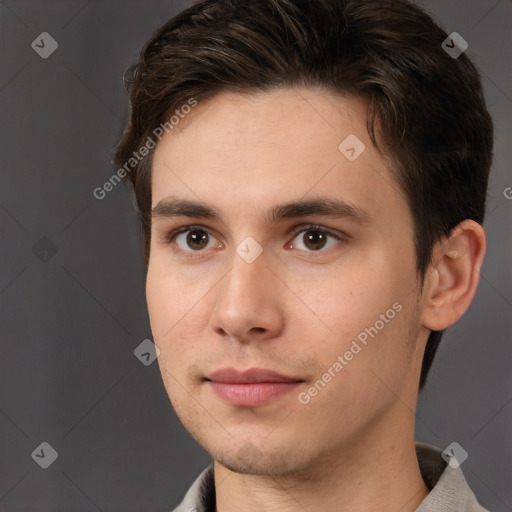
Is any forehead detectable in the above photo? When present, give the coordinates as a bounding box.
[164,86,370,153]
[150,87,408,228]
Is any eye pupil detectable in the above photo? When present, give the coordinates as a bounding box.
[179,227,333,253]
[304,230,327,251]
[187,230,209,250]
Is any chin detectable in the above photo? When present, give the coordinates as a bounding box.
[217,455,296,477]
[210,439,316,478]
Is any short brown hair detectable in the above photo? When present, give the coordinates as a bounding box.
[113,0,494,389]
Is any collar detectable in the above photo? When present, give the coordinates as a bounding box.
[171,442,489,512]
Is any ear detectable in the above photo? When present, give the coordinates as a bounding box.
[421,220,486,331]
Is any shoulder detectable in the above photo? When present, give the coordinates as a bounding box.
[415,442,491,512]
[170,465,215,512]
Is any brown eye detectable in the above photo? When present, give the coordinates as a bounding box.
[302,230,328,250]
[290,226,342,252]
[172,227,219,252]
[186,229,210,250]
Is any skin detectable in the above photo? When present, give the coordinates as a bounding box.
[146,86,486,512]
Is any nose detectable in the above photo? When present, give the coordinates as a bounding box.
[208,246,285,343]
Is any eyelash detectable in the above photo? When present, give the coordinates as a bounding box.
[162,223,346,259]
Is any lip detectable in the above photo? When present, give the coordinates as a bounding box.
[207,367,302,384]
[206,367,303,407]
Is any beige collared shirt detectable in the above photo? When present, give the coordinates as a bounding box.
[171,442,491,512]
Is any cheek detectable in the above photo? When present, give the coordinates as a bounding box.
[146,269,203,407]
[145,258,204,341]
[145,269,174,341]
[303,300,419,435]
[300,265,396,344]
[146,261,214,374]
[302,256,418,382]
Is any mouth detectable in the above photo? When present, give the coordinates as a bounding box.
[205,367,304,407]
[206,367,303,384]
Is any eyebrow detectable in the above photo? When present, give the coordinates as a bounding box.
[151,196,373,225]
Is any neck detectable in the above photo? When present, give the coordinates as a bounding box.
[213,415,429,512]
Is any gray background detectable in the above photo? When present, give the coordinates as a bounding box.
[0,0,510,510]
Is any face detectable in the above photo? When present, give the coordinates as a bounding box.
[146,87,428,477]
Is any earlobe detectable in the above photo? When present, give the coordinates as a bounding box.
[421,220,486,332]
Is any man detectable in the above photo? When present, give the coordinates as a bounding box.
[113,0,494,510]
